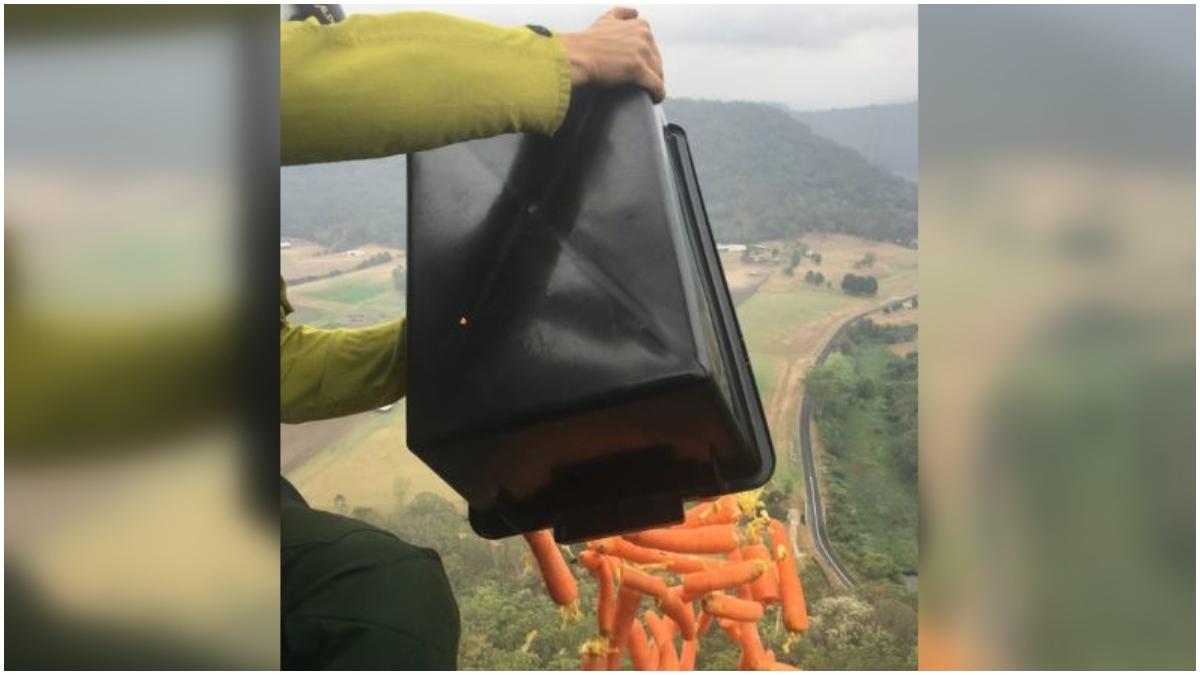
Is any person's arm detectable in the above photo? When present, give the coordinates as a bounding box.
[282,7,666,166]
[281,11,571,165]
[279,276,408,424]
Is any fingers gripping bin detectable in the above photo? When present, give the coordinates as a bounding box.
[407,86,773,542]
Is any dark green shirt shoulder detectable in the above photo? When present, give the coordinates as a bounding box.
[282,498,460,669]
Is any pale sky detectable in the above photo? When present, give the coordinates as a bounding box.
[345,4,917,111]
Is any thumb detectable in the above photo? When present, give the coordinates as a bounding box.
[606,6,639,20]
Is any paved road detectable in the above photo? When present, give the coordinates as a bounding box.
[797,295,916,589]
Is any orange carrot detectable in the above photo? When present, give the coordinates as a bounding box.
[659,589,697,640]
[628,619,655,671]
[625,525,740,554]
[523,529,577,606]
[696,611,713,635]
[702,594,764,623]
[606,647,621,671]
[717,617,742,642]
[645,611,678,670]
[679,635,698,670]
[743,543,781,605]
[768,519,809,632]
[619,562,670,598]
[610,585,643,650]
[581,551,618,636]
[738,622,769,671]
[735,576,754,602]
[663,554,712,575]
[679,495,738,528]
[590,537,670,566]
[681,560,767,599]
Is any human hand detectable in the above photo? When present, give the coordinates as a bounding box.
[559,7,665,103]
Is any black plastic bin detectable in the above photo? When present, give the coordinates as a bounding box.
[407,86,773,542]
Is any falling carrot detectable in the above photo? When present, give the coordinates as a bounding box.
[768,519,809,632]
[663,554,712,575]
[681,560,767,599]
[738,621,769,671]
[679,636,698,670]
[718,616,743,642]
[618,561,670,598]
[610,585,643,650]
[679,495,738,528]
[523,529,578,606]
[625,524,740,554]
[658,589,696,640]
[735,576,754,602]
[580,550,617,636]
[590,537,669,566]
[606,647,621,671]
[743,543,781,605]
[644,610,678,670]
[702,593,764,623]
[627,619,655,671]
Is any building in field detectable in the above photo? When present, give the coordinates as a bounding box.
[746,244,780,264]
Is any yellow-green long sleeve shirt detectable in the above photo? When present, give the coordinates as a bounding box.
[281,11,572,424]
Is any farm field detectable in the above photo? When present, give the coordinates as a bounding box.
[282,240,407,329]
[284,403,462,516]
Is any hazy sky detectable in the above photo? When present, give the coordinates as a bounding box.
[345,5,917,110]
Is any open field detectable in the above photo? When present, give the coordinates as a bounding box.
[283,245,406,328]
[733,234,918,466]
[283,403,462,515]
[281,241,404,281]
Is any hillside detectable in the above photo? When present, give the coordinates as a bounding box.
[664,99,916,244]
[281,98,917,250]
[281,154,407,250]
[791,101,917,181]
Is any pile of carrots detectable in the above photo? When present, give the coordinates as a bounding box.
[522,492,809,670]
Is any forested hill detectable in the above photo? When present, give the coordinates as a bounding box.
[282,154,408,250]
[664,98,916,244]
[791,101,917,181]
[281,98,917,250]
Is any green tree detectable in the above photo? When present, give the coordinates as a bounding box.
[807,353,855,418]
[841,273,878,296]
[860,552,897,580]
